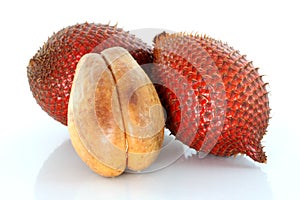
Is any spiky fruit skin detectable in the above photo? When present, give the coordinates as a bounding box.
[27,23,153,125]
[149,32,270,163]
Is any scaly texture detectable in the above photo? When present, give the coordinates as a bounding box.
[149,32,270,163]
[27,22,153,125]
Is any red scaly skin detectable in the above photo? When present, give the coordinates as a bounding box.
[149,32,270,163]
[27,23,152,125]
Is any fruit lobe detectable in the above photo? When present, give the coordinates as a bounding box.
[27,23,152,125]
[149,32,270,163]
[68,47,164,177]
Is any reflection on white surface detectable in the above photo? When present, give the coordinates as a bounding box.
[126,131,190,174]
[35,140,272,200]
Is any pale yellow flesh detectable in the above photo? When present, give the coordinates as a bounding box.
[68,110,124,177]
[68,47,164,177]
[68,53,126,177]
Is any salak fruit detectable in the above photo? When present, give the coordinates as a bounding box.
[68,47,164,177]
[148,32,270,163]
[27,22,152,125]
[27,22,270,164]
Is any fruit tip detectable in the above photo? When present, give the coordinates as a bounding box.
[263,160,267,164]
[262,154,267,164]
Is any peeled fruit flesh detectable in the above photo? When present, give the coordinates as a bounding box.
[68,47,164,177]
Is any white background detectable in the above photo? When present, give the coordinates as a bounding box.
[0,0,299,199]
